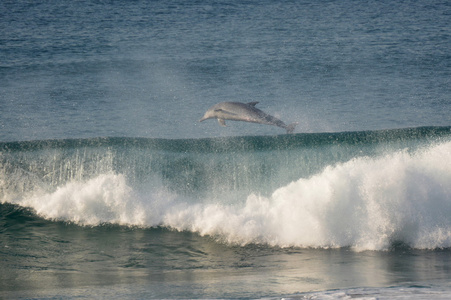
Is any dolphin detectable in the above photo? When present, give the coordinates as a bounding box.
[199,101,297,134]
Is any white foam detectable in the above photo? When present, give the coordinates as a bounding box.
[164,142,451,250]
[6,141,451,250]
[16,173,177,227]
[294,284,451,299]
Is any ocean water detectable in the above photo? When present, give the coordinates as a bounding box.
[1,0,450,299]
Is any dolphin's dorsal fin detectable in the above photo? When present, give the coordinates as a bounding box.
[217,119,227,127]
[247,101,259,107]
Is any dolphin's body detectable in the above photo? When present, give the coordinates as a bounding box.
[199,101,297,133]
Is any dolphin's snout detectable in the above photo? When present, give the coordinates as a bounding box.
[199,113,211,122]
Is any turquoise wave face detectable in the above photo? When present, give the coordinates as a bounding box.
[1,126,450,196]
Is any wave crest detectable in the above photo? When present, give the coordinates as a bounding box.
[165,142,451,250]
[2,137,450,251]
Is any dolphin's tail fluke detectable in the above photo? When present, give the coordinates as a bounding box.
[286,122,298,134]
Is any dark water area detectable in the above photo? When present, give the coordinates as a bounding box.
[1,0,450,141]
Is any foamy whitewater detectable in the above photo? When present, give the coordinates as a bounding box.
[1,0,450,298]
[6,139,450,251]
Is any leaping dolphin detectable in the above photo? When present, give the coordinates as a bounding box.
[199,101,297,134]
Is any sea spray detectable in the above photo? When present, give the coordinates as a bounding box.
[164,142,451,250]
[1,128,450,250]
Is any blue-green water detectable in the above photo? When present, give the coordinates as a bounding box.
[1,0,450,298]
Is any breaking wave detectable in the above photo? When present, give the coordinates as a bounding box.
[1,127,450,250]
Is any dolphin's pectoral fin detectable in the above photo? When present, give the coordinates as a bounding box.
[247,101,259,107]
[217,119,227,127]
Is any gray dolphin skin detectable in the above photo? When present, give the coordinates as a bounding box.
[199,101,297,134]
